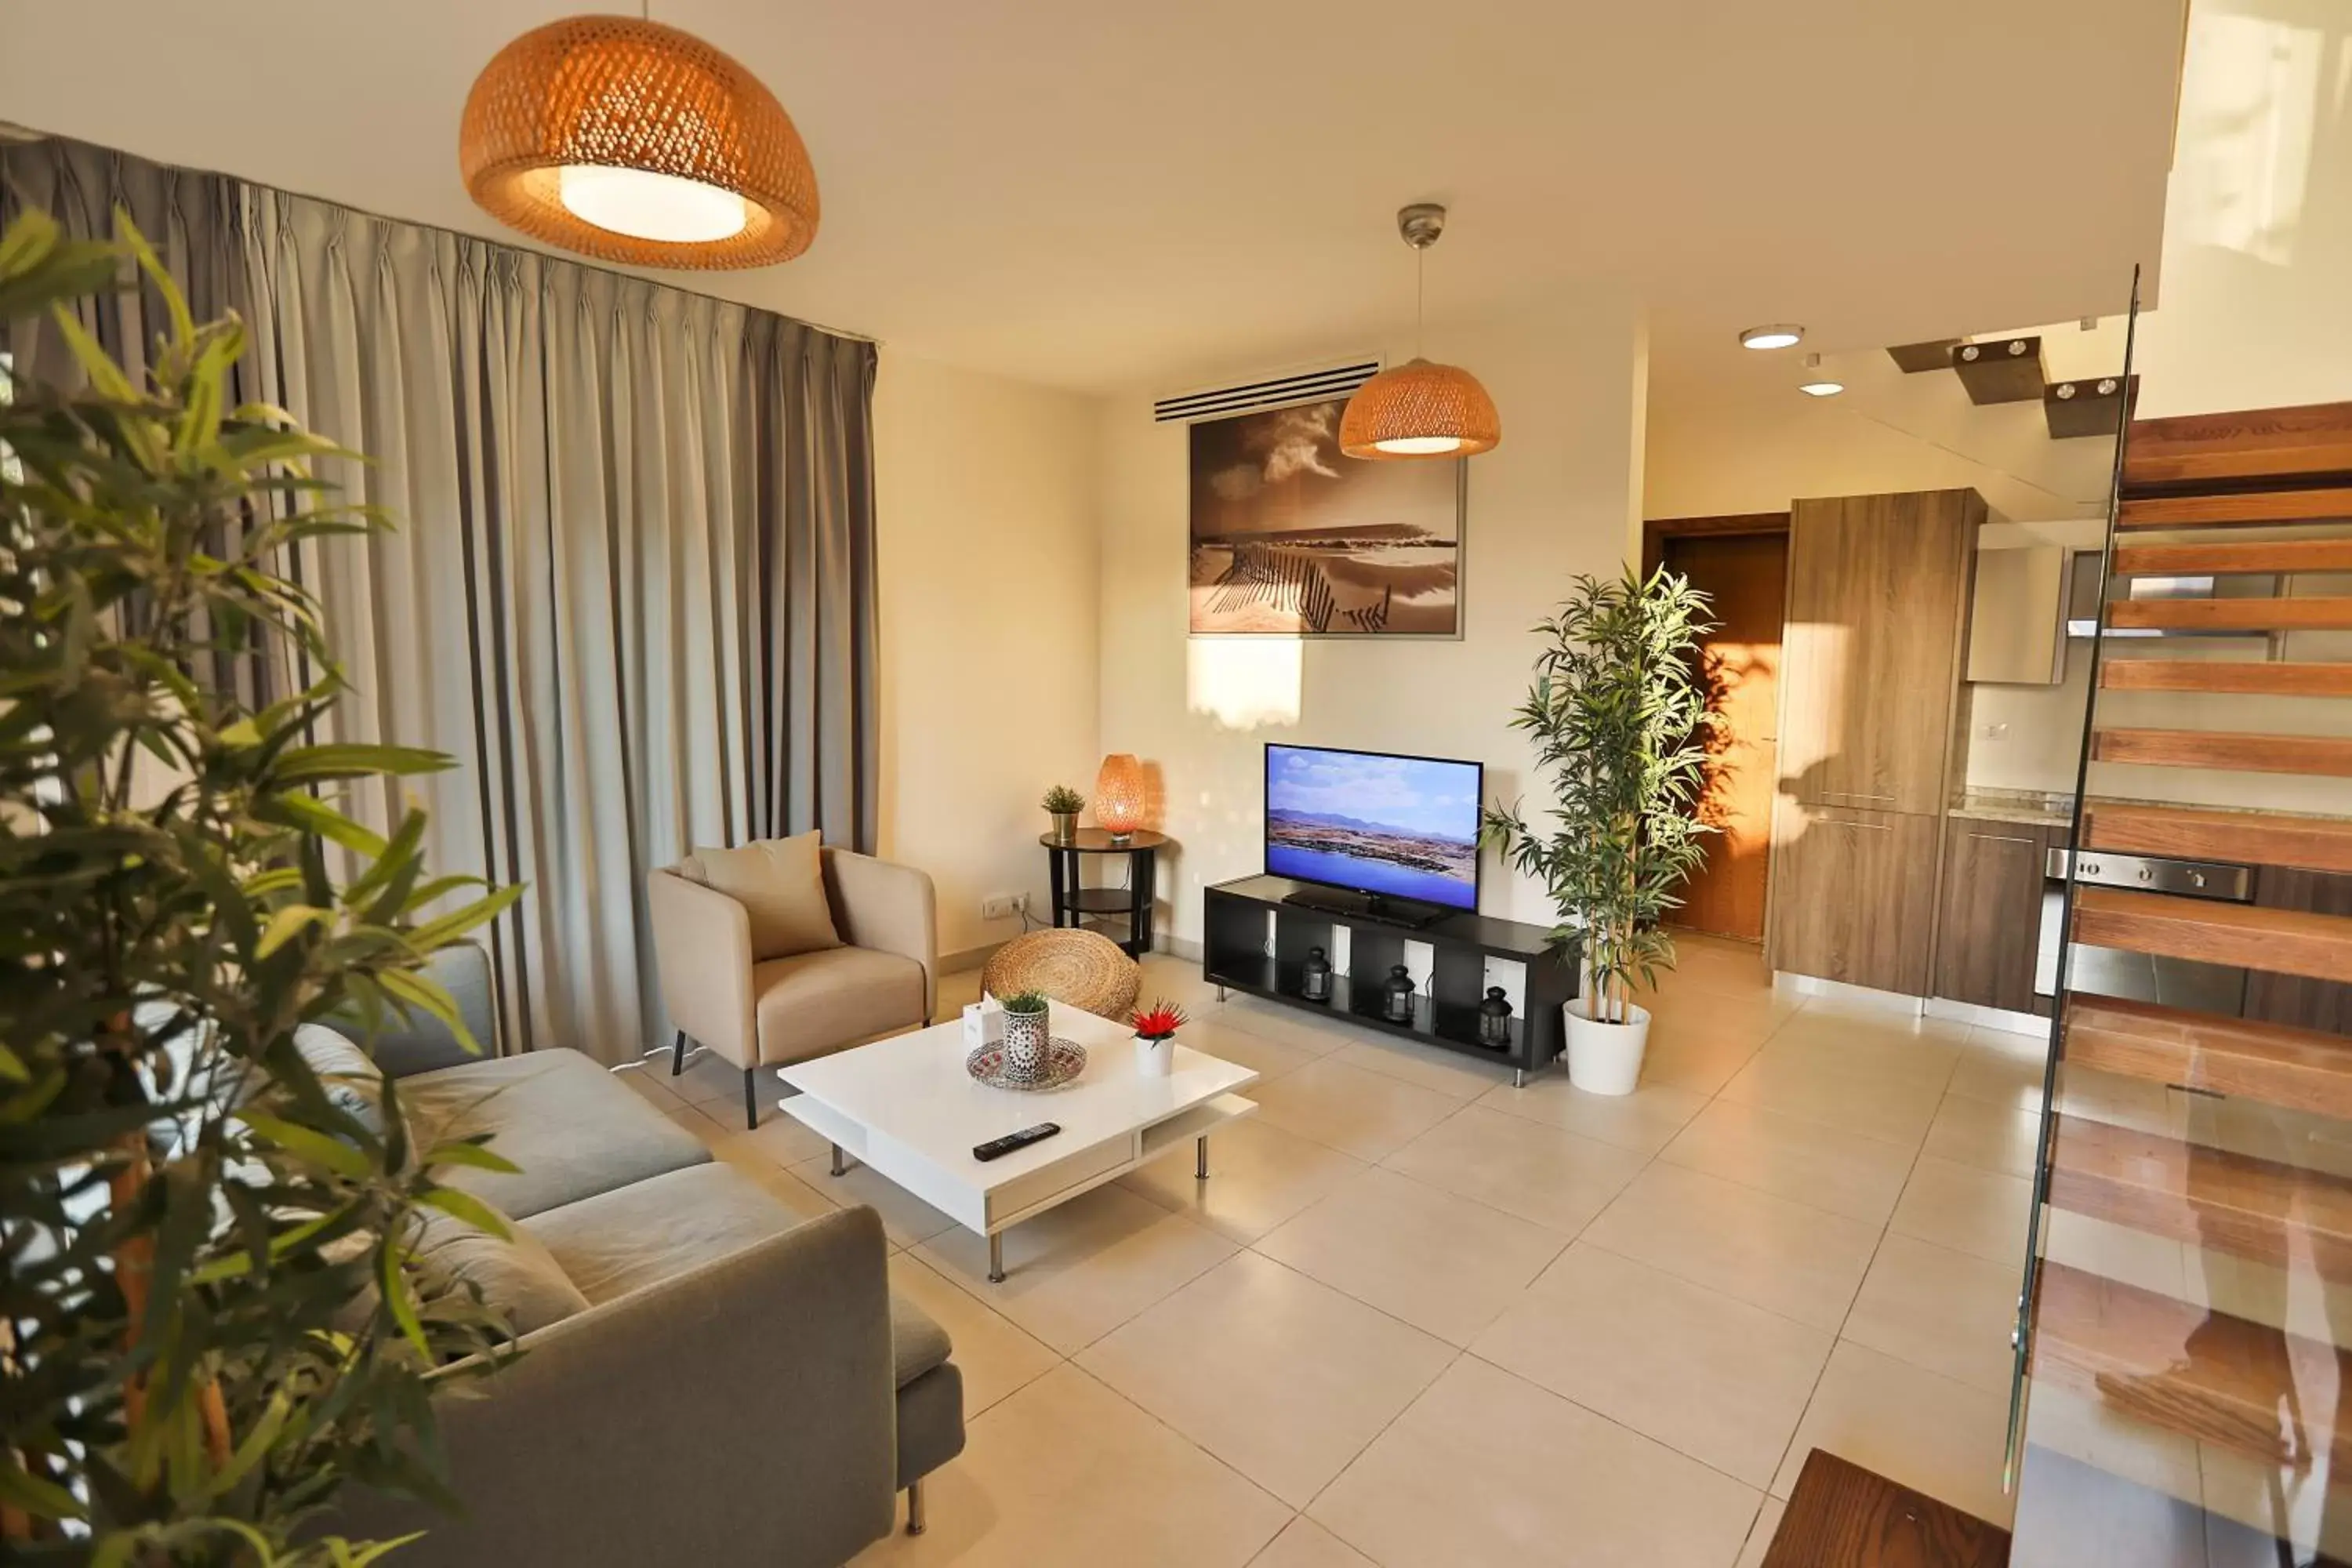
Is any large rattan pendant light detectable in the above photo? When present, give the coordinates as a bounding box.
[1339,204,1500,459]
[459,9,818,270]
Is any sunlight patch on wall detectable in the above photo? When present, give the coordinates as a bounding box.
[2174,11,2323,267]
[1187,636,1302,730]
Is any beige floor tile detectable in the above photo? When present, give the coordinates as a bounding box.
[935,966,985,1014]
[1135,953,1227,1012]
[1381,1104,1646,1236]
[1944,1031,2053,1112]
[2198,1443,2352,1563]
[848,1364,1290,1567]
[1215,996,1354,1057]
[1771,1341,2014,1526]
[2056,1065,2186,1139]
[1842,1233,2021,1395]
[1078,1251,1454,1508]
[711,1102,833,1169]
[1888,1156,2034,1268]
[716,1149,844,1223]
[917,1184,1236,1354]
[1254,1166,1566,1345]
[1718,1040,1948,1145]
[1735,1495,1787,1568]
[611,1062,684,1109]
[661,1099,733,1147]
[1330,1033,1515,1099]
[1473,1073,1709,1158]
[887,1252,1060,1417]
[1661,1097,1919,1225]
[669,1048,755,1109]
[1474,1242,1834,1486]
[1247,1057,1465,1162]
[2020,1384,2203,1504]
[1582,1162,1881,1331]
[2042,1208,2187,1299]
[1177,1014,1327,1084]
[1246,1516,1377,1568]
[1923,1094,2045,1178]
[1639,1022,1771,1096]
[791,1152,961,1249]
[1308,1355,1760,1568]
[1116,1114,1366,1243]
[1789,991,1969,1043]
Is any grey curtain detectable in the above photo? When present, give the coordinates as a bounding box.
[3,137,880,1064]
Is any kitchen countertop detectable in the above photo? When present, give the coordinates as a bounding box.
[1948,789,2074,829]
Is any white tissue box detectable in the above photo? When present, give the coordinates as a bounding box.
[962,996,1006,1047]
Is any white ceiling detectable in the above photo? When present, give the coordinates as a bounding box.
[0,1,2186,393]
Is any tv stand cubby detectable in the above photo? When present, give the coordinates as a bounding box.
[1201,875,1580,1085]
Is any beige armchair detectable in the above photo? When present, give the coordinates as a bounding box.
[649,846,938,1129]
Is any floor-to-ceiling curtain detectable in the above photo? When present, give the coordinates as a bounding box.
[2,136,879,1064]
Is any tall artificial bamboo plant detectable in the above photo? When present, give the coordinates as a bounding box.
[0,210,520,1563]
[1483,566,1715,1025]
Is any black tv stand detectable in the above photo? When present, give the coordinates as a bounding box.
[1206,875,1580,1083]
[1281,885,1446,931]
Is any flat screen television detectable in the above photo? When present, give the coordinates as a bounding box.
[1264,743,1483,914]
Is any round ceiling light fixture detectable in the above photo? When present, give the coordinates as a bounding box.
[459,15,818,270]
[1739,324,1805,350]
[1797,353,1843,396]
[1341,204,1501,460]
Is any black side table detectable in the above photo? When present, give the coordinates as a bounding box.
[1040,828,1167,958]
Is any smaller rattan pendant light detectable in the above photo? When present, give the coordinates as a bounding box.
[459,11,818,270]
[1340,204,1500,459]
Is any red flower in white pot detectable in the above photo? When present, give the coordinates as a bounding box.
[1131,1000,1187,1077]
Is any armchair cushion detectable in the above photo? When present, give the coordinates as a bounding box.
[751,946,927,1067]
[683,831,840,961]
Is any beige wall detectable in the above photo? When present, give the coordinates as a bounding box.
[873,351,1102,962]
[1097,296,1650,945]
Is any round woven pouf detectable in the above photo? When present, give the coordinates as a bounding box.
[982,929,1142,1022]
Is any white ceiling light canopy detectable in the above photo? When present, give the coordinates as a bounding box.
[1797,351,1842,396]
[1739,324,1805,350]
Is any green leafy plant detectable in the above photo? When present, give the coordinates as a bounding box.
[0,210,522,1563]
[997,990,1050,1016]
[1039,785,1085,815]
[1483,565,1715,1024]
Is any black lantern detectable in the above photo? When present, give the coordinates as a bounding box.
[1477,985,1514,1048]
[1382,964,1417,1024]
[1301,945,1333,1003]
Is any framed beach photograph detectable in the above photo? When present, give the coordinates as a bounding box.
[1187,397,1464,637]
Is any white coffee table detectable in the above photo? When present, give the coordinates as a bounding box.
[776,1001,1259,1281]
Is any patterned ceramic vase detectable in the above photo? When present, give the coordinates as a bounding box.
[1002,1005,1051,1076]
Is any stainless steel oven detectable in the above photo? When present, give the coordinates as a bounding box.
[2035,848,2254,1016]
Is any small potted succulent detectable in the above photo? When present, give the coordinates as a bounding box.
[1042,783,1086,844]
[1131,999,1188,1077]
[1000,990,1053,1076]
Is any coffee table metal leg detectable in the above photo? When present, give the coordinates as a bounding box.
[1196,1134,1208,1180]
[987,1232,1005,1284]
[829,1144,846,1177]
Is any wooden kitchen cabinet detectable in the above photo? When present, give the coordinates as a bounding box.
[1780,490,1984,816]
[1767,803,1943,995]
[1933,817,2053,1012]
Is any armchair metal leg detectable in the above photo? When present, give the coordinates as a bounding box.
[742,1066,757,1131]
[906,1479,927,1536]
[670,1029,688,1076]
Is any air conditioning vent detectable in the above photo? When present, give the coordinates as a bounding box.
[1152,358,1381,424]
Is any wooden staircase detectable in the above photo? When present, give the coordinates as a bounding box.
[2009,398,2352,1566]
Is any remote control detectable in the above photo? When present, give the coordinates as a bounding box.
[973,1123,1061,1162]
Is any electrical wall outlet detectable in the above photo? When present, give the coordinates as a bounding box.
[980,894,1021,920]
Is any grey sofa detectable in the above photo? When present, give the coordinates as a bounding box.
[333,944,965,1566]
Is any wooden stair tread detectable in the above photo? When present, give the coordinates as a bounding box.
[2103,597,2352,632]
[2082,800,2352,873]
[2031,1260,2352,1469]
[1762,1449,2009,1568]
[2112,539,2352,575]
[2092,727,2352,777]
[2100,660,2352,699]
[2071,887,2352,982]
[2045,1113,2352,1284]
[2124,401,2352,489]
[2065,996,2352,1120]
[2117,487,2352,530]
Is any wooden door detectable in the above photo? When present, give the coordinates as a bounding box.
[1663,531,1787,942]
[1768,803,1942,994]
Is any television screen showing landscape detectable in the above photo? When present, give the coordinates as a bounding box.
[1264,746,1481,910]
[1189,397,1461,637]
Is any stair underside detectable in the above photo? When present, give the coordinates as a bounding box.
[2071,886,2352,982]
[2081,800,2352,873]
[2103,596,2352,632]
[2031,1260,2352,1471]
[2100,659,2352,698]
[2065,995,2352,1120]
[2092,726,2352,777]
[2117,487,2352,530]
[2111,539,2352,575]
[2045,1112,2352,1284]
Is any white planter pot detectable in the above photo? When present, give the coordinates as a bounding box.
[1561,997,1652,1097]
[1134,1034,1175,1077]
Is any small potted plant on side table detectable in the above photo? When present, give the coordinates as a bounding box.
[1132,1000,1187,1077]
[1042,783,1086,844]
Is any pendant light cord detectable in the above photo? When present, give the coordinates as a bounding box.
[1414,245,1426,359]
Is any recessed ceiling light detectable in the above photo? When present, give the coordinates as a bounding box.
[1798,380,1845,397]
[1740,325,1804,350]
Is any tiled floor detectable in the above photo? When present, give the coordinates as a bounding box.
[617,937,2038,1566]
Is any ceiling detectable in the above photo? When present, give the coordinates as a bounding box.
[0,1,2187,394]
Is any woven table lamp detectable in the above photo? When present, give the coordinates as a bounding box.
[1094,754,1148,840]
[459,16,818,270]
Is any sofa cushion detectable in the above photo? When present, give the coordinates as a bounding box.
[412,1207,590,1336]
[890,1297,953,1390]
[522,1163,804,1303]
[684,832,840,961]
[403,1050,709,1220]
[752,946,926,1065]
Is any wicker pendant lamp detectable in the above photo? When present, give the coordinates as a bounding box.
[459,13,818,270]
[1340,205,1500,459]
